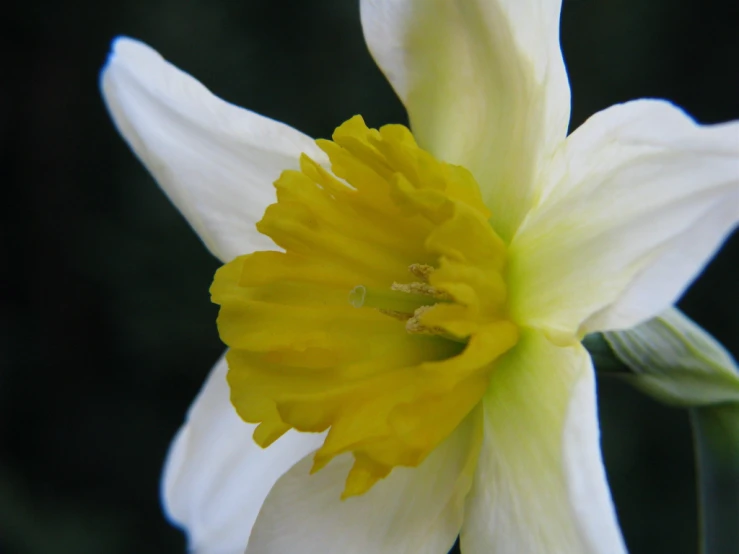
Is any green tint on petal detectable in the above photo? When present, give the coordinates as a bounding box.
[360,0,571,241]
[509,100,739,337]
[460,330,625,554]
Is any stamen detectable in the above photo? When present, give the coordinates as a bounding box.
[391,281,451,301]
[378,309,412,321]
[408,263,435,282]
[405,305,439,334]
[405,306,467,344]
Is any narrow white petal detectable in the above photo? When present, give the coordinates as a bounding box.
[246,411,482,554]
[461,331,626,554]
[509,100,739,336]
[360,0,570,240]
[582,192,738,332]
[562,356,629,553]
[101,37,326,262]
[162,355,325,554]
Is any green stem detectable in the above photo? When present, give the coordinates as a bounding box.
[690,403,739,554]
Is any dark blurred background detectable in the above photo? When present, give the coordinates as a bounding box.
[2,0,738,552]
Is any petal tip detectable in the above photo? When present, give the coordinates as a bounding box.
[109,36,160,64]
[100,36,164,91]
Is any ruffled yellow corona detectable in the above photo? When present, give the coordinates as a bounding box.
[212,116,519,497]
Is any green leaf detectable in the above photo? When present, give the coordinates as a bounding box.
[691,404,739,554]
[599,308,739,407]
[583,308,739,554]
[581,333,631,375]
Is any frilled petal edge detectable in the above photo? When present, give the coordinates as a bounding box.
[245,408,483,554]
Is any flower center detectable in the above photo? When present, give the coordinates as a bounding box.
[211,116,519,498]
[349,265,470,342]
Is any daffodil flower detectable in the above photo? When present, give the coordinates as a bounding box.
[101,0,739,552]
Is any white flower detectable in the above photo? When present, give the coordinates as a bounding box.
[101,1,739,552]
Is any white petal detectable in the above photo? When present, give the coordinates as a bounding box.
[582,194,738,333]
[101,37,327,262]
[162,355,325,554]
[460,331,626,554]
[561,354,629,553]
[245,410,483,554]
[360,0,570,240]
[509,100,739,336]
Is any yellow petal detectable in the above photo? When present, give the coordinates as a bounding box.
[214,116,518,495]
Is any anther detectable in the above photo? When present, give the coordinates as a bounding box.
[408,263,434,282]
